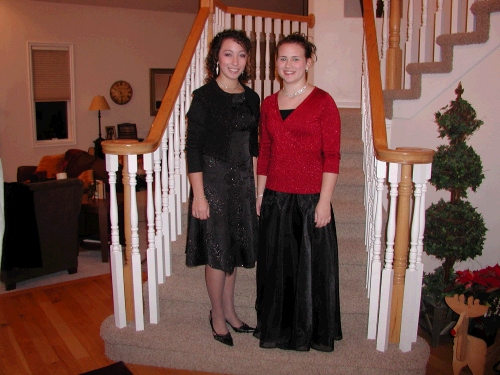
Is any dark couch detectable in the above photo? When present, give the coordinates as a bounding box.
[17,148,108,184]
[1,178,84,290]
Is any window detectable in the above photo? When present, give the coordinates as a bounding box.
[29,43,76,146]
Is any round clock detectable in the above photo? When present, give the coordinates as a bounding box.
[110,80,133,105]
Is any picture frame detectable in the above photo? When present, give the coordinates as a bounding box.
[150,68,174,116]
[105,125,116,140]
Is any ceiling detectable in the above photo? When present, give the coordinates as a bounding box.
[31,0,200,14]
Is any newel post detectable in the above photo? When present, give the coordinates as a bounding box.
[386,0,403,89]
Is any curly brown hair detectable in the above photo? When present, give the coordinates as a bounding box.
[205,29,252,84]
[276,32,317,62]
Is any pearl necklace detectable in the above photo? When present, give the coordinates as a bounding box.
[282,84,308,98]
[216,79,240,92]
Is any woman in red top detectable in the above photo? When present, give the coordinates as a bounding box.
[254,32,342,352]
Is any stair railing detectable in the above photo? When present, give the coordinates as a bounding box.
[101,0,314,331]
[362,0,434,352]
[383,0,483,90]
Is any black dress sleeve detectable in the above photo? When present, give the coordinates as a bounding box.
[186,91,207,173]
[247,89,261,158]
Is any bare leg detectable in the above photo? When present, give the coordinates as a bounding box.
[205,265,230,335]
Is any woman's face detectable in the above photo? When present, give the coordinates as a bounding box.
[217,38,248,81]
[276,42,311,85]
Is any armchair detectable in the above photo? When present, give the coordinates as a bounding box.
[1,178,84,290]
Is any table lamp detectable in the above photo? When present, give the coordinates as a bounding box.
[89,95,110,158]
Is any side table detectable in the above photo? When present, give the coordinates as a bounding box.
[80,194,123,262]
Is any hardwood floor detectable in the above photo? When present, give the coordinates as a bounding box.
[0,274,456,375]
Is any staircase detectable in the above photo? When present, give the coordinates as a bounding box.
[100,108,429,375]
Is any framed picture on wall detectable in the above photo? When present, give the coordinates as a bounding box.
[105,125,116,140]
[150,68,174,116]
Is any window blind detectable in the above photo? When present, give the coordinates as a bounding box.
[32,49,70,101]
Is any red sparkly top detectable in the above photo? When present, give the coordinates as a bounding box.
[257,87,341,194]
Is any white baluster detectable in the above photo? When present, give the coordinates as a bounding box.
[451,0,459,33]
[283,20,291,36]
[126,154,144,331]
[234,14,242,30]
[106,154,126,328]
[153,148,166,284]
[291,20,299,33]
[174,96,182,235]
[167,115,176,241]
[376,162,399,352]
[380,0,389,87]
[180,79,188,203]
[273,18,282,93]
[224,12,232,29]
[466,0,475,32]
[434,0,444,61]
[161,131,172,276]
[300,21,308,35]
[404,0,414,88]
[264,18,272,98]
[254,17,263,99]
[418,0,429,62]
[143,152,159,324]
[367,159,387,339]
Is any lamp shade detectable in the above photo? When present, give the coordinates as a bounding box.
[89,95,110,111]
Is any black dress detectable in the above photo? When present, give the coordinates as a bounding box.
[185,81,260,273]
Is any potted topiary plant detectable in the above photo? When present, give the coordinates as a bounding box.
[420,82,488,347]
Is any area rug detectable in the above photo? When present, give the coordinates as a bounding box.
[0,249,110,294]
[80,361,133,375]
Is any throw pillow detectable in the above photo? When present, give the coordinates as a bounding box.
[35,154,65,179]
[63,149,95,178]
[78,169,94,189]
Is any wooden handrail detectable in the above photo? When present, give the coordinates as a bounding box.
[102,0,314,157]
[362,0,433,165]
[213,0,315,28]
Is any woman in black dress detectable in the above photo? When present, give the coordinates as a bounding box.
[185,29,260,347]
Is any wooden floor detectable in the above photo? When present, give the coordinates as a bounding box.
[0,274,458,375]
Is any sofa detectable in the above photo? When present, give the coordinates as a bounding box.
[1,178,84,290]
[17,148,107,186]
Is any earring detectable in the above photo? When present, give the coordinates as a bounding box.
[305,68,309,73]
[216,62,219,76]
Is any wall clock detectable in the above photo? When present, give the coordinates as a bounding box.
[110,80,133,105]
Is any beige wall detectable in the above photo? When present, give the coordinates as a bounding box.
[309,0,363,108]
[0,0,195,181]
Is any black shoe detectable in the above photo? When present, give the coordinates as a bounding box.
[209,311,233,346]
[226,320,256,333]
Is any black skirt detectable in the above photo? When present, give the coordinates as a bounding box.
[185,154,258,273]
[255,189,342,352]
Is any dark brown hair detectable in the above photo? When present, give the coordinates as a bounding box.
[205,29,252,84]
[276,32,317,62]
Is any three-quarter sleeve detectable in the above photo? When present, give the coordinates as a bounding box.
[321,97,341,174]
[186,93,207,173]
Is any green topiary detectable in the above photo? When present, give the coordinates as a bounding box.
[424,83,487,287]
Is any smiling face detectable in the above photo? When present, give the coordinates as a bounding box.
[217,38,248,83]
[276,42,312,86]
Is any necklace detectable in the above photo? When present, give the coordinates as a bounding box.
[282,84,308,98]
[216,79,240,92]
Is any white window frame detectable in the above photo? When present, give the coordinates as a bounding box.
[28,42,76,147]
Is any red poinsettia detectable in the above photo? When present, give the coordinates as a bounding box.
[452,264,500,317]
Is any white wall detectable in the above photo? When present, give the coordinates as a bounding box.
[0,0,195,182]
[308,0,363,108]
[390,47,500,272]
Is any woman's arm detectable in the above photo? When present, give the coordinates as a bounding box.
[315,172,338,228]
[188,172,209,220]
[256,174,267,216]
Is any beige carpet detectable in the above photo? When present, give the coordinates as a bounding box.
[100,109,430,374]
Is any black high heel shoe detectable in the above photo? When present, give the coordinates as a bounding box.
[209,311,233,346]
[226,320,256,333]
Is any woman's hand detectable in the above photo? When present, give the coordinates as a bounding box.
[192,197,210,220]
[256,195,263,216]
[314,199,331,228]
